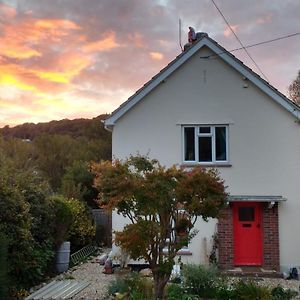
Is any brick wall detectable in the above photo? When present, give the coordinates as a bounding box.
[262,203,280,270]
[218,205,234,269]
[218,203,279,270]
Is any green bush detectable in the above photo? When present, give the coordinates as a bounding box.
[216,280,238,300]
[182,264,220,298]
[166,283,199,300]
[65,198,96,252]
[271,285,298,300]
[0,233,8,300]
[234,280,271,300]
[108,273,153,300]
[108,277,129,295]
[50,195,74,247]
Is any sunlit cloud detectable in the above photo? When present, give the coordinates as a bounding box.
[82,31,121,53]
[149,51,164,60]
[0,0,299,127]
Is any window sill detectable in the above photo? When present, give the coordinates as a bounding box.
[181,163,232,168]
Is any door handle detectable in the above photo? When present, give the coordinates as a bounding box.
[257,224,260,228]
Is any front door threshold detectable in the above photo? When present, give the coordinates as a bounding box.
[223,267,282,278]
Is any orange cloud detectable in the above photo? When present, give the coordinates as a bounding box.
[35,19,81,30]
[224,25,239,37]
[0,64,38,92]
[31,52,92,84]
[149,51,164,60]
[82,31,121,53]
[0,17,81,60]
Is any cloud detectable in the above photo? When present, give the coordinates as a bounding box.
[149,51,164,60]
[0,0,300,127]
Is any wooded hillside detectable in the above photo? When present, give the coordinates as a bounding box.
[0,114,110,140]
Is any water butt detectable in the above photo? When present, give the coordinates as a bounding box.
[56,241,70,273]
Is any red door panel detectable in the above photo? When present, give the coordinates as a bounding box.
[233,202,263,265]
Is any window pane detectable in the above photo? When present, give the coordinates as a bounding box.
[239,207,255,221]
[199,136,212,161]
[215,127,227,161]
[184,127,195,161]
[199,127,211,134]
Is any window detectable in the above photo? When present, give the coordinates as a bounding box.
[183,125,229,164]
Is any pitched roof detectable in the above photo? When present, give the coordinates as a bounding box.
[104,34,300,128]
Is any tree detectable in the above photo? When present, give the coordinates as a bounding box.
[288,70,300,106]
[93,156,227,300]
[61,161,99,208]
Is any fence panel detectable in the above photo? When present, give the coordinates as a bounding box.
[92,209,112,246]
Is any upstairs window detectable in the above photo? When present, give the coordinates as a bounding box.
[183,125,229,164]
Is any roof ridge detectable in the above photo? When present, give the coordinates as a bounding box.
[105,35,300,125]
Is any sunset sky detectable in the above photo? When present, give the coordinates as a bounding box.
[0,0,299,127]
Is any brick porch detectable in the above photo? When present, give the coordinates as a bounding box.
[218,202,280,271]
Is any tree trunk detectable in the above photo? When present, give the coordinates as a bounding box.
[153,273,169,300]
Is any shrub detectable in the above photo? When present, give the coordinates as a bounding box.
[65,199,96,252]
[182,264,220,298]
[50,195,74,248]
[108,273,153,299]
[216,280,238,300]
[0,233,8,300]
[108,277,129,295]
[166,283,199,300]
[234,280,271,300]
[271,285,298,300]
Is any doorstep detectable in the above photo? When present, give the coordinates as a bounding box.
[222,266,282,278]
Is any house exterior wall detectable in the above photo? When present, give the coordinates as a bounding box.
[111,46,300,271]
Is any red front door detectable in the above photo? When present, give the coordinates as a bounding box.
[233,202,263,265]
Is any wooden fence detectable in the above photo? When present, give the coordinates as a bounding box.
[92,209,112,246]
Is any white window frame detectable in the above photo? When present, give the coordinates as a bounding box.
[182,125,229,164]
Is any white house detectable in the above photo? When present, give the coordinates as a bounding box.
[104,33,300,273]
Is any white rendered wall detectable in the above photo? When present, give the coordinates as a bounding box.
[111,46,300,269]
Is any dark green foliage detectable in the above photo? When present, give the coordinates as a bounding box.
[0,115,110,140]
[166,284,198,300]
[61,161,98,208]
[0,233,8,300]
[0,118,101,295]
[64,198,96,252]
[271,285,298,300]
[0,115,111,194]
[234,280,270,300]
[50,195,74,247]
[108,273,153,300]
[46,195,95,252]
[108,276,129,295]
[182,264,219,298]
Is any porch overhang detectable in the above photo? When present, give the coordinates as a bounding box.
[227,195,287,203]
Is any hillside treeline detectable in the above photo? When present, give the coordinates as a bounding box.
[0,115,111,298]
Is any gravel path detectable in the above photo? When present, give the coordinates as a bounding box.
[57,248,300,300]
[66,249,117,300]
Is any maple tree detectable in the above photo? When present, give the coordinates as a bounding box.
[93,156,227,300]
